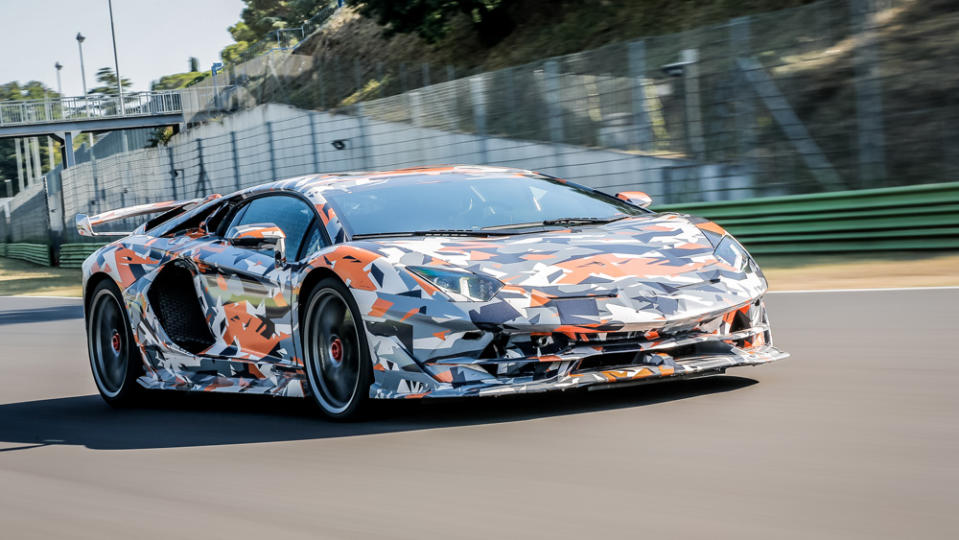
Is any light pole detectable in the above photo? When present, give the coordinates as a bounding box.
[49,62,64,170]
[107,0,124,115]
[76,32,88,115]
[76,32,95,146]
[54,61,63,95]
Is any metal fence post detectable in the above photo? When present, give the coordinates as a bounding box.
[682,49,705,159]
[544,60,566,174]
[422,63,431,87]
[355,103,372,170]
[469,76,488,164]
[409,91,424,127]
[230,131,242,191]
[506,67,518,135]
[266,121,277,180]
[195,138,210,197]
[730,16,756,181]
[544,61,565,143]
[628,40,652,151]
[309,113,321,173]
[168,146,178,200]
[851,0,887,187]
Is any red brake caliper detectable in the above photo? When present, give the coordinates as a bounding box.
[330,338,343,364]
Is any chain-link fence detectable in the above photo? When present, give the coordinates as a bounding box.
[174,0,955,196]
[0,182,50,244]
[10,0,959,246]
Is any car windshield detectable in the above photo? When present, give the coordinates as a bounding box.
[322,173,648,237]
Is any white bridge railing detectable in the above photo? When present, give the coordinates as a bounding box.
[0,91,184,126]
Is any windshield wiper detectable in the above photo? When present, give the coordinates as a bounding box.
[483,215,629,230]
[542,216,629,226]
[351,229,518,240]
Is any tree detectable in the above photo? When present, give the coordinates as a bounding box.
[220,1,333,64]
[88,67,133,96]
[348,0,517,44]
[189,57,200,72]
[151,72,206,91]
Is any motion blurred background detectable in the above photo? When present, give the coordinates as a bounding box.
[1,3,957,539]
[0,0,956,291]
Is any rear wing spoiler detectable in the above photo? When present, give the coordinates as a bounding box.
[75,196,215,237]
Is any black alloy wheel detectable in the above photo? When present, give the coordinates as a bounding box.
[87,280,143,406]
[303,278,372,420]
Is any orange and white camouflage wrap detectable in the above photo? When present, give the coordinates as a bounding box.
[80,166,788,401]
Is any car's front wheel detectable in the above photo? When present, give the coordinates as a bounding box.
[87,279,143,406]
[302,278,372,420]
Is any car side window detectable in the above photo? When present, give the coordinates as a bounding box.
[227,195,316,259]
[300,223,323,260]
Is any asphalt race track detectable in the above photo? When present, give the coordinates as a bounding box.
[0,289,956,539]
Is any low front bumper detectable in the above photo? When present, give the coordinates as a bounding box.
[424,344,788,398]
[367,298,788,400]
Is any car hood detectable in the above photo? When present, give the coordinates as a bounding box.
[359,213,767,331]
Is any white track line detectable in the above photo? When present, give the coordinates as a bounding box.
[769,285,959,294]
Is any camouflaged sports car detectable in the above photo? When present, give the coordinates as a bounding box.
[77,165,788,419]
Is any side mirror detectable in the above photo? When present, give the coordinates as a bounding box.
[226,223,287,263]
[615,191,653,208]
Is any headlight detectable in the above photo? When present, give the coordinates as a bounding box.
[714,235,749,271]
[407,266,503,302]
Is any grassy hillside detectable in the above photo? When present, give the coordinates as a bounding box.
[235,0,959,195]
[299,1,820,71]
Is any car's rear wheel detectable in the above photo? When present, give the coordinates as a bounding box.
[87,280,143,406]
[303,278,372,420]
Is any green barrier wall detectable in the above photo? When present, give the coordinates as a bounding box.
[656,182,959,254]
[58,243,107,269]
[1,243,52,266]
[2,183,957,266]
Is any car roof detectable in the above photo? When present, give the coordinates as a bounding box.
[250,165,539,195]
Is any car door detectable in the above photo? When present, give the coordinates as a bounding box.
[192,193,319,369]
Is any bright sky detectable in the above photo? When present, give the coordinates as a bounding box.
[0,0,245,96]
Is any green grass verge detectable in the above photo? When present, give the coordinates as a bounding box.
[0,257,82,297]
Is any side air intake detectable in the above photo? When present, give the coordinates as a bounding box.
[147,262,215,354]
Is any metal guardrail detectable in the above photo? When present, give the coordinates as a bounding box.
[659,182,959,253]
[0,91,183,126]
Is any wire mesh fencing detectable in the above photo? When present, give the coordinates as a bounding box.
[174,0,955,198]
[12,0,959,245]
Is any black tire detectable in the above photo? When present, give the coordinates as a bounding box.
[86,279,143,407]
[302,278,373,420]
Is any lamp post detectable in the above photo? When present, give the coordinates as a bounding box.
[54,61,63,95]
[76,32,95,146]
[76,32,88,116]
[107,0,124,115]
[49,62,64,170]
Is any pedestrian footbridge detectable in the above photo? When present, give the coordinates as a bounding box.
[0,91,185,167]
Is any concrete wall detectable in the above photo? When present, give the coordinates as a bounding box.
[58,103,753,241]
